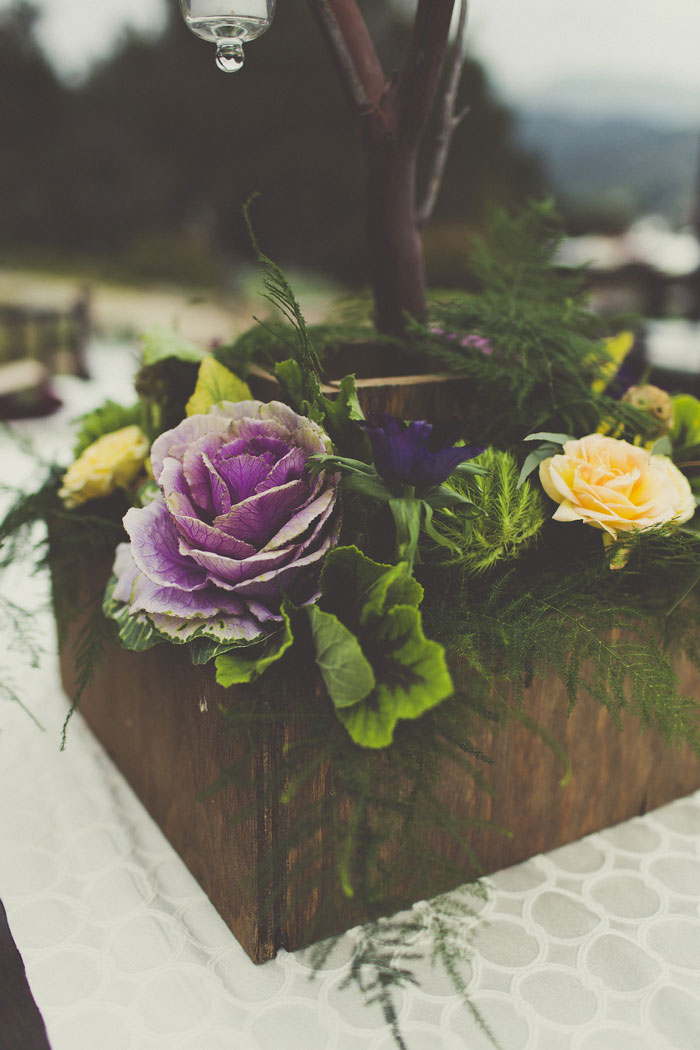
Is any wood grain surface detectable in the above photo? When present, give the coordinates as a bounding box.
[247,361,472,421]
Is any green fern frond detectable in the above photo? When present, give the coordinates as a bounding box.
[243,196,323,413]
[425,448,546,573]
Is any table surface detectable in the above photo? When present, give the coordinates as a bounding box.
[2,343,700,1050]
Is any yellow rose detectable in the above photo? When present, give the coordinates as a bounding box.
[59,425,149,509]
[539,433,695,538]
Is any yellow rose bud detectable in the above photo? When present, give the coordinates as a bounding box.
[59,425,149,509]
[539,433,695,539]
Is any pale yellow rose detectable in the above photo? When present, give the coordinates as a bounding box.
[59,425,149,509]
[539,433,695,538]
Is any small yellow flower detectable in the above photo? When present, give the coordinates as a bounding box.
[591,331,635,393]
[59,426,149,509]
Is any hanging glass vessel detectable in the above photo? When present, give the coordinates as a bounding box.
[179,0,277,72]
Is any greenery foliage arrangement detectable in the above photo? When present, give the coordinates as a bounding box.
[4,205,700,1043]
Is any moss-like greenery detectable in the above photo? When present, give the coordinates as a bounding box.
[426,447,546,572]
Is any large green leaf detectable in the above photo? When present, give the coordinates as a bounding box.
[310,546,451,747]
[361,562,423,625]
[307,605,375,707]
[319,546,422,631]
[185,356,252,416]
[336,605,453,748]
[214,607,293,685]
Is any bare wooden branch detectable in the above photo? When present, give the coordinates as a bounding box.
[417,0,469,228]
[395,0,457,153]
[306,0,385,112]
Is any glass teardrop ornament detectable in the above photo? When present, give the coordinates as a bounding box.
[179,0,277,73]
[216,39,245,72]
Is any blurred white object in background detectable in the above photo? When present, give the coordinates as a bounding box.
[645,319,700,374]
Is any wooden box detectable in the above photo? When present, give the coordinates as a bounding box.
[53,369,700,963]
[56,551,700,964]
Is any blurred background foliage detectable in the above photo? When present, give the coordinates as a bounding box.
[0,1,545,291]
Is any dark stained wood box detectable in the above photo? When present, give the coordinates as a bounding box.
[53,370,700,963]
[55,555,700,966]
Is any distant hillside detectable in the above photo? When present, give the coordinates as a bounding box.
[513,78,700,128]
[514,111,699,226]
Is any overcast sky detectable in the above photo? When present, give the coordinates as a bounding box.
[4,0,700,106]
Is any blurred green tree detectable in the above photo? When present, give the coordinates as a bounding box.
[0,3,71,246]
[0,1,544,293]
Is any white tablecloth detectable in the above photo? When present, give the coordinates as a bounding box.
[2,344,700,1050]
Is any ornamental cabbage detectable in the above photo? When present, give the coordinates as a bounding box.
[110,400,340,647]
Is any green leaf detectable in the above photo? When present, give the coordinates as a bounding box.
[361,561,423,624]
[309,454,377,476]
[517,445,557,488]
[141,327,206,367]
[320,374,371,459]
[343,472,394,502]
[421,502,464,557]
[650,434,673,457]
[308,453,394,503]
[135,481,160,507]
[450,461,490,478]
[389,496,422,572]
[73,400,142,457]
[307,605,375,707]
[215,607,293,685]
[424,484,479,513]
[331,374,364,421]
[320,546,422,629]
[185,356,252,416]
[190,636,247,665]
[336,605,453,748]
[102,576,163,652]
[312,547,451,747]
[523,431,573,444]
[322,375,364,438]
[671,394,700,453]
[274,358,305,408]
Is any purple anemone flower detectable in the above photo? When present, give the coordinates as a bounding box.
[110,400,340,646]
[360,414,484,489]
